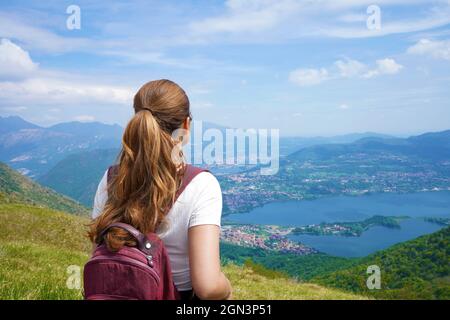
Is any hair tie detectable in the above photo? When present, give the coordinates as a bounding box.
[140,107,154,115]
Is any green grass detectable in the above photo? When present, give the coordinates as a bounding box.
[0,241,88,300]
[224,263,366,300]
[0,203,91,299]
[0,203,367,300]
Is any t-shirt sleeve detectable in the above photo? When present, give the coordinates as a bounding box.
[92,170,108,219]
[188,172,223,228]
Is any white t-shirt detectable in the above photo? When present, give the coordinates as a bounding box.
[91,169,222,291]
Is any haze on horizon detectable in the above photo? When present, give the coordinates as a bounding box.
[0,1,450,136]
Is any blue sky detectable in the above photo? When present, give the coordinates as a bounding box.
[0,0,450,136]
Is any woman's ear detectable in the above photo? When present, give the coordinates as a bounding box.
[183,117,191,131]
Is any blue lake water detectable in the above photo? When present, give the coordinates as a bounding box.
[225,191,450,257]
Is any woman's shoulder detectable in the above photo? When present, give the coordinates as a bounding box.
[187,168,220,190]
[180,168,222,203]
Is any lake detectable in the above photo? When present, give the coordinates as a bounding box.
[225,191,450,257]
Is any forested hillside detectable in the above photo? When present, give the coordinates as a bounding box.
[0,162,88,215]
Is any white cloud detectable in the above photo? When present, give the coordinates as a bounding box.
[0,77,133,106]
[0,38,38,80]
[335,59,367,78]
[74,115,95,122]
[0,40,134,107]
[289,68,329,87]
[376,58,404,74]
[187,0,450,42]
[2,106,27,112]
[290,58,403,86]
[0,13,91,53]
[363,59,403,78]
[339,104,350,110]
[191,101,214,109]
[407,39,450,60]
[189,0,301,35]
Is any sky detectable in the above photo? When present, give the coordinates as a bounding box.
[0,0,450,136]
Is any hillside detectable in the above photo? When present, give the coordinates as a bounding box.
[0,162,88,215]
[313,227,450,299]
[38,149,119,206]
[0,202,365,300]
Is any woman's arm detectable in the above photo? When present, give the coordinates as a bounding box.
[189,224,232,300]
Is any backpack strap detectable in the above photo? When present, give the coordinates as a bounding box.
[100,222,153,256]
[174,164,208,202]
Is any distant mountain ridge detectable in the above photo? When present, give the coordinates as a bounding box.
[0,115,40,134]
[0,116,123,178]
[289,129,450,162]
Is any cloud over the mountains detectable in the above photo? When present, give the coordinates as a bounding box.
[289,68,329,87]
[407,39,450,61]
[0,39,134,108]
[289,58,403,87]
[0,39,38,80]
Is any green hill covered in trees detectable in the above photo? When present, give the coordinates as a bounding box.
[0,162,88,215]
[313,227,450,299]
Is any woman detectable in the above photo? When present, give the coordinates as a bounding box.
[88,79,232,300]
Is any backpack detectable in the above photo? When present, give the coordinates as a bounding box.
[83,164,207,300]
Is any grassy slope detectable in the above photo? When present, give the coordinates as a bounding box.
[0,162,89,215]
[0,203,365,300]
[313,227,450,300]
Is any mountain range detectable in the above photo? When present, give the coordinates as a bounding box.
[0,116,398,179]
[0,116,123,178]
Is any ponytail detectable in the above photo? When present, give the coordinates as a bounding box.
[88,79,190,251]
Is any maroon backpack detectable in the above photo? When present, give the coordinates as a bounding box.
[83,164,207,300]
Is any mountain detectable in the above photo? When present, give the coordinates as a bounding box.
[289,130,450,162]
[0,116,123,178]
[0,161,88,215]
[279,132,395,157]
[0,116,398,179]
[313,227,450,299]
[38,148,120,207]
[48,121,123,140]
[0,116,40,135]
[0,202,364,299]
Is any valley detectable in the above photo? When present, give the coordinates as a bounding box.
[0,116,449,300]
